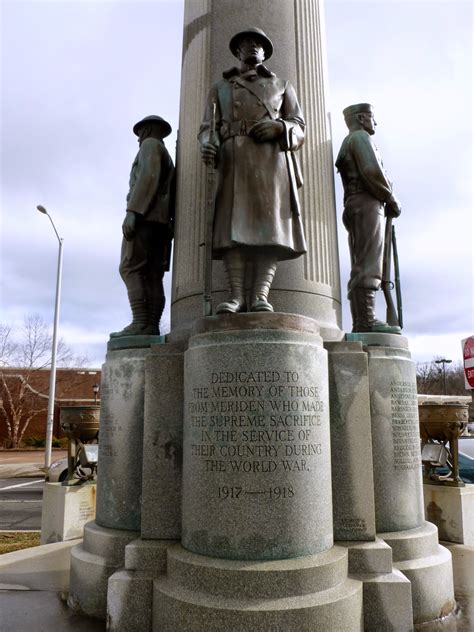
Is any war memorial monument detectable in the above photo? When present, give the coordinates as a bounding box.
[68,1,456,629]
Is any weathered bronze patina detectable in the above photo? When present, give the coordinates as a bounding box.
[199,27,307,314]
[336,104,402,333]
[111,115,175,337]
[419,399,469,486]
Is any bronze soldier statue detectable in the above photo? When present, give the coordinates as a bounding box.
[111,115,174,338]
[199,27,306,314]
[336,103,401,334]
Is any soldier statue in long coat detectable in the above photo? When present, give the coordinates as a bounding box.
[336,103,401,333]
[111,115,174,337]
[199,27,306,314]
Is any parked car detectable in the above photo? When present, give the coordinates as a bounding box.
[46,444,99,483]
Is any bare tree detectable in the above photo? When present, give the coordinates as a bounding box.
[0,314,89,448]
[416,356,468,396]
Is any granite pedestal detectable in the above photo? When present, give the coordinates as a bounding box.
[153,314,363,630]
[40,482,96,545]
[68,337,161,620]
[424,484,474,545]
[106,342,184,631]
[344,333,456,626]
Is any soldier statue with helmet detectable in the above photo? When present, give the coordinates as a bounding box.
[111,115,175,338]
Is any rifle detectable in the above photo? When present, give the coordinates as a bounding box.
[382,215,401,328]
[392,225,403,329]
[202,102,217,317]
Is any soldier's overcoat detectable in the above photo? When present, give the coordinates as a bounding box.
[199,66,307,260]
[335,129,394,292]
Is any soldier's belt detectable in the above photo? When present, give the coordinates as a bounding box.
[221,120,260,140]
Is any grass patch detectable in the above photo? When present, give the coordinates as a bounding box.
[0,532,41,555]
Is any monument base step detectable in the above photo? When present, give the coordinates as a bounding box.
[339,537,393,573]
[68,521,139,620]
[153,544,363,631]
[352,569,413,631]
[107,569,156,632]
[380,521,455,624]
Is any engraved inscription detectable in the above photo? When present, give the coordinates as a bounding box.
[338,517,368,534]
[187,370,326,498]
[390,381,421,470]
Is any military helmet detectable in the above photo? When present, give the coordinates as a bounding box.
[133,115,172,138]
[229,27,273,61]
[343,103,374,119]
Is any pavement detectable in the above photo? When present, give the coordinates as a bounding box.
[0,450,102,630]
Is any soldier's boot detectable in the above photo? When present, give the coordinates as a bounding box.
[353,288,400,334]
[148,291,165,336]
[348,290,361,332]
[249,257,278,312]
[216,250,247,314]
[110,290,155,337]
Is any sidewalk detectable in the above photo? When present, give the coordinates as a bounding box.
[0,539,105,631]
[0,450,67,479]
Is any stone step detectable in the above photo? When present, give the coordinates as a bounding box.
[350,568,413,632]
[125,538,177,573]
[83,520,139,564]
[165,544,349,599]
[68,543,121,620]
[338,538,393,573]
[153,573,363,632]
[395,545,455,624]
[379,521,440,562]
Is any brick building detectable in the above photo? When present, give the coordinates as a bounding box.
[0,367,101,446]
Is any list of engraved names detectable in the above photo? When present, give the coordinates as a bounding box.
[390,380,420,470]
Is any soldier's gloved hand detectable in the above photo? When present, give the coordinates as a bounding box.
[249,120,285,142]
[122,210,137,241]
[201,142,218,166]
[385,197,401,218]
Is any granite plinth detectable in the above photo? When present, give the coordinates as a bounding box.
[40,482,96,544]
[68,521,139,620]
[341,539,413,631]
[326,340,376,541]
[340,538,393,574]
[154,544,363,631]
[182,315,333,560]
[107,570,154,632]
[354,333,424,532]
[107,334,166,352]
[353,569,413,632]
[424,483,474,545]
[381,521,455,624]
[141,343,184,539]
[96,346,152,531]
[124,538,177,574]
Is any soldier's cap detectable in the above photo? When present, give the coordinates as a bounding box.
[229,27,273,61]
[343,103,374,119]
[133,115,172,138]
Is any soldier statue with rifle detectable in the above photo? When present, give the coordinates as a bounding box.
[111,115,175,338]
[199,27,307,315]
[336,103,402,334]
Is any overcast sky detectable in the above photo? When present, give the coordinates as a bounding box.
[1,0,472,369]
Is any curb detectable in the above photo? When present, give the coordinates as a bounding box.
[0,464,44,479]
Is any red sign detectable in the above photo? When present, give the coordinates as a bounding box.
[462,336,474,389]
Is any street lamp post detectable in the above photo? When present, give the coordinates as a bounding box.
[37,205,64,469]
[435,358,452,395]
